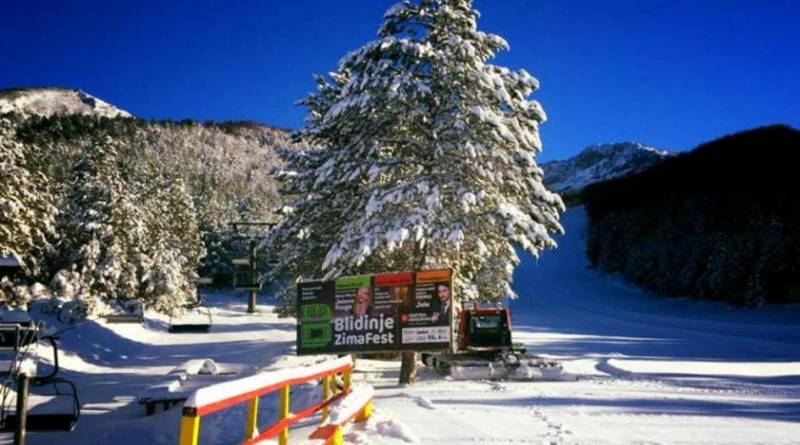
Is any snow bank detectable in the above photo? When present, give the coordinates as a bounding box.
[185,355,353,410]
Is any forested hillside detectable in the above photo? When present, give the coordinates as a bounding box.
[0,112,297,317]
[583,125,800,306]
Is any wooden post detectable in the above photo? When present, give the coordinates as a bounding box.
[247,239,257,313]
[399,351,417,385]
[279,385,290,445]
[14,373,29,445]
[246,396,259,439]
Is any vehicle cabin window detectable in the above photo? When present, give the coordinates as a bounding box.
[473,316,502,329]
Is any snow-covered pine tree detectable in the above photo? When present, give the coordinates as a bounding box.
[276,0,563,295]
[273,0,564,382]
[141,175,206,314]
[52,135,151,315]
[0,117,57,306]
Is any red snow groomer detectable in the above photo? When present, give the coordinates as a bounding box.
[422,302,567,381]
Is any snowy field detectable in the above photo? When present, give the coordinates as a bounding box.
[3,207,800,445]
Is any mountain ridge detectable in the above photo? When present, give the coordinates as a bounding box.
[0,87,132,119]
[542,142,673,203]
[2,86,673,202]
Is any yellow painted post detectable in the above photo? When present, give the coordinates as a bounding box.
[279,385,290,445]
[355,400,373,422]
[322,375,331,420]
[330,425,343,445]
[178,415,201,445]
[329,374,339,395]
[246,396,259,439]
[343,368,352,390]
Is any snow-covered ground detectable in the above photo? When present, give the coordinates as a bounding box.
[3,207,800,444]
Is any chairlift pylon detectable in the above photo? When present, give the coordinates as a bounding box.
[228,221,276,313]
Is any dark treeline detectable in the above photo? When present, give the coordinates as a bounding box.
[583,125,800,306]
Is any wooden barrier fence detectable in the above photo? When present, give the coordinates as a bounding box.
[178,355,373,445]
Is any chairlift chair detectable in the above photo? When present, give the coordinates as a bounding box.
[233,266,260,290]
[168,279,213,333]
[102,300,144,324]
[0,311,80,433]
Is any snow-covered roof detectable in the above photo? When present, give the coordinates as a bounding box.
[0,256,21,269]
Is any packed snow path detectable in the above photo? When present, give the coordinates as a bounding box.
[3,208,799,445]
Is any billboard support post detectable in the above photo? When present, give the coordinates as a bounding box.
[247,239,257,314]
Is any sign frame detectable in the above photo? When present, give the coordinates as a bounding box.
[296,269,453,355]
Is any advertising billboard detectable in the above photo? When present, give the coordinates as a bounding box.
[296,269,453,355]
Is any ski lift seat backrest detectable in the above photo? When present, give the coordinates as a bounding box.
[0,309,33,326]
[0,310,38,352]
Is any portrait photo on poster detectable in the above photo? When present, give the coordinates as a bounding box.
[430,282,452,325]
[352,286,372,316]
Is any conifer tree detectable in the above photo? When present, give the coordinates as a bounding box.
[0,117,57,306]
[141,175,206,314]
[52,136,148,315]
[273,0,564,383]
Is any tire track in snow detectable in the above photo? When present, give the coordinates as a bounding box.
[592,357,800,398]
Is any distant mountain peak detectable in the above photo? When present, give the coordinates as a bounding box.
[543,141,672,198]
[583,141,670,157]
[0,87,132,118]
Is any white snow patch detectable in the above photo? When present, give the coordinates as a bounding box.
[412,396,436,410]
[11,209,800,445]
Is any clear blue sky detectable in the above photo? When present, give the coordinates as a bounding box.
[2,0,799,162]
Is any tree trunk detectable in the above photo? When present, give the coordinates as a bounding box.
[398,240,426,386]
[399,351,417,385]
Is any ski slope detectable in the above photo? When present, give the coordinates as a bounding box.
[363,208,800,445]
[4,207,800,445]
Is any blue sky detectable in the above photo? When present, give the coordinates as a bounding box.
[2,0,799,162]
